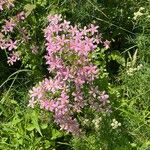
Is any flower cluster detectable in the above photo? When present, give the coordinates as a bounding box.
[0,36,19,65]
[7,51,20,65]
[0,11,25,65]
[127,64,143,76]
[29,14,110,135]
[111,119,121,129]
[92,116,102,129]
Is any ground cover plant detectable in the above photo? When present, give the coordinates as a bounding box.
[0,0,150,150]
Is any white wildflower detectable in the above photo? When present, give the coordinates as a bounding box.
[111,119,121,129]
[92,117,102,129]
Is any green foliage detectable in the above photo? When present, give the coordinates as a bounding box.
[0,90,70,149]
[0,0,150,149]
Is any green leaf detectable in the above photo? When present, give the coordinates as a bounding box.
[31,110,42,136]
[12,115,22,125]
[26,124,35,131]
[41,123,48,129]
[24,4,36,17]
[37,0,47,6]
[109,51,125,66]
[10,100,18,105]
[44,140,53,149]
[51,129,63,140]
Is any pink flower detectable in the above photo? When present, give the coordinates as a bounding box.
[56,34,68,46]
[104,40,111,49]
[69,25,78,36]
[72,91,84,112]
[40,100,51,110]
[16,11,25,21]
[58,91,69,105]
[44,78,62,93]
[28,97,37,108]
[89,86,99,98]
[54,114,81,135]
[74,77,85,86]
[47,14,62,24]
[89,24,99,35]
[62,20,70,30]
[6,39,17,51]
[2,19,16,34]
[99,91,109,105]
[29,85,44,99]
[81,26,89,35]
[29,14,110,135]
[45,55,63,72]
[56,67,72,81]
[7,51,20,65]
[31,45,38,54]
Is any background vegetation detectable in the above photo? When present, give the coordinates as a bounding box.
[0,0,150,149]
